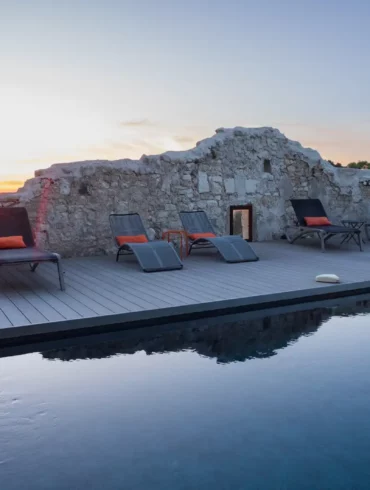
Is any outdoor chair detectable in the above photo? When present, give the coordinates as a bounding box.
[109,213,183,272]
[179,210,259,263]
[286,199,362,252]
[0,207,65,290]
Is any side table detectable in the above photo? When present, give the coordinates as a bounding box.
[341,220,366,244]
[162,230,189,260]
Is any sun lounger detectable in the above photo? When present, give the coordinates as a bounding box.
[179,210,259,263]
[0,207,65,290]
[109,213,183,272]
[287,199,362,252]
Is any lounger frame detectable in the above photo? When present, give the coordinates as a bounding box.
[179,211,259,263]
[109,213,183,272]
[286,199,362,252]
[0,208,65,290]
[110,213,150,263]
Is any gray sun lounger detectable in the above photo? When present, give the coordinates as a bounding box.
[179,210,259,263]
[0,207,65,290]
[287,199,362,252]
[109,213,183,272]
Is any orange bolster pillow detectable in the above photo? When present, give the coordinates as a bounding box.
[188,232,216,240]
[0,236,27,249]
[116,235,148,246]
[304,217,331,226]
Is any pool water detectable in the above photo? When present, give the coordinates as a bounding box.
[1,303,370,489]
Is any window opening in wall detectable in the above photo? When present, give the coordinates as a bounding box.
[229,205,253,241]
[263,159,272,173]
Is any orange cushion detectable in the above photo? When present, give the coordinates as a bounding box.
[188,232,216,240]
[116,235,148,246]
[304,217,331,226]
[0,236,27,249]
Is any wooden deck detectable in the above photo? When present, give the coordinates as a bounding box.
[1,240,370,344]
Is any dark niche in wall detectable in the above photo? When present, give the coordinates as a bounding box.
[263,159,272,173]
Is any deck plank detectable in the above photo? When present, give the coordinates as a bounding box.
[0,309,12,328]
[9,266,94,319]
[69,261,180,309]
[1,240,370,342]
[5,268,74,322]
[80,258,237,303]
[66,260,178,309]
[0,291,31,327]
[79,258,199,307]
[33,266,117,316]
[0,276,47,324]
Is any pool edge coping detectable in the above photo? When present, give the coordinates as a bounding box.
[1,279,370,346]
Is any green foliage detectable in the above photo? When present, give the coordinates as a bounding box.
[328,159,370,169]
[347,161,370,169]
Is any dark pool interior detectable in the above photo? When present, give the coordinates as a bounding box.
[2,297,370,489]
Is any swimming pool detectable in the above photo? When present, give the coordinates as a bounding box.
[1,300,370,489]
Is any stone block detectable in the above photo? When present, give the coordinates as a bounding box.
[210,176,223,183]
[262,173,274,181]
[198,172,210,193]
[224,178,235,194]
[245,179,258,194]
[210,180,223,194]
[235,176,246,197]
[59,179,71,196]
[165,203,177,211]
[178,189,194,197]
[206,200,218,207]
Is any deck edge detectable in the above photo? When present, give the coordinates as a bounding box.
[1,279,370,346]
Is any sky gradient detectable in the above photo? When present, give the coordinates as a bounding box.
[2,0,370,192]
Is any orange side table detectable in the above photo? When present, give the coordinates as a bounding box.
[161,229,189,260]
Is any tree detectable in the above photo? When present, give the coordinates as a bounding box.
[347,161,370,169]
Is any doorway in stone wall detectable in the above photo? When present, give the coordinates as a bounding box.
[229,205,253,241]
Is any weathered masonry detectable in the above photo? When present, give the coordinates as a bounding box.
[9,127,370,257]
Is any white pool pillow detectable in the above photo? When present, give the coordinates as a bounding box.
[315,274,340,284]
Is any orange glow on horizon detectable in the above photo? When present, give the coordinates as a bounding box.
[0,181,24,194]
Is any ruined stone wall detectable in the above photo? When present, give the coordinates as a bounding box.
[11,127,370,257]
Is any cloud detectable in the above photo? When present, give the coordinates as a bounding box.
[173,135,197,145]
[118,119,155,128]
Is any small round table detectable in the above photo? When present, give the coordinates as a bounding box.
[162,230,189,259]
[341,220,367,244]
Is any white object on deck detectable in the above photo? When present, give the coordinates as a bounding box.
[315,274,340,284]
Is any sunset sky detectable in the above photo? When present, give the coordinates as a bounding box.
[2,0,370,192]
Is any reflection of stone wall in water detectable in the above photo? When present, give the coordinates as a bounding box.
[13,126,370,257]
[43,307,332,364]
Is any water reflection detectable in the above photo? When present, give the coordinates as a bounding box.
[42,308,334,363]
[3,299,370,490]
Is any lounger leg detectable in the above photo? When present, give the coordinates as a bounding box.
[30,263,39,272]
[319,233,326,252]
[358,233,363,252]
[116,250,120,262]
[55,255,65,291]
[286,231,306,245]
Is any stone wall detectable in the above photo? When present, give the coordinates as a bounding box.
[10,127,370,257]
